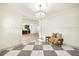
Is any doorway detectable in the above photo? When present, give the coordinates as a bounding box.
[22,19,39,44]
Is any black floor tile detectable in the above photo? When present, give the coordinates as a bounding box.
[27,42,35,45]
[33,45,43,50]
[51,44,63,50]
[18,50,32,56]
[67,50,79,56]
[13,45,24,50]
[0,50,9,56]
[42,42,50,45]
[43,50,57,56]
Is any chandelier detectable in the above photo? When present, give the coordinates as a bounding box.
[35,4,46,19]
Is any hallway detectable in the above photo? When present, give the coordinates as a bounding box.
[0,40,79,56]
[0,3,79,56]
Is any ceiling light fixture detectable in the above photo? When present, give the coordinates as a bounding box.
[35,4,46,19]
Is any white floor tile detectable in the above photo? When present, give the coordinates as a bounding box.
[4,50,20,56]
[43,45,54,50]
[62,45,74,50]
[31,50,44,56]
[22,45,34,50]
[55,50,71,56]
[35,41,42,45]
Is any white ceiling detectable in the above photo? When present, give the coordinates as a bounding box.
[1,3,79,19]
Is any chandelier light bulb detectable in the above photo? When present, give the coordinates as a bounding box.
[35,11,46,19]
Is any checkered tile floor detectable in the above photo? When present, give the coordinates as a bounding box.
[0,40,79,56]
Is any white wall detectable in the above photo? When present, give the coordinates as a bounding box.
[42,7,79,48]
[0,5,3,50]
[0,4,22,50]
[22,19,39,33]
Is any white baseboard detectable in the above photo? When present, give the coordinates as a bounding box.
[64,43,79,49]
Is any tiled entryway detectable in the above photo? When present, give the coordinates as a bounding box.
[0,40,79,56]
